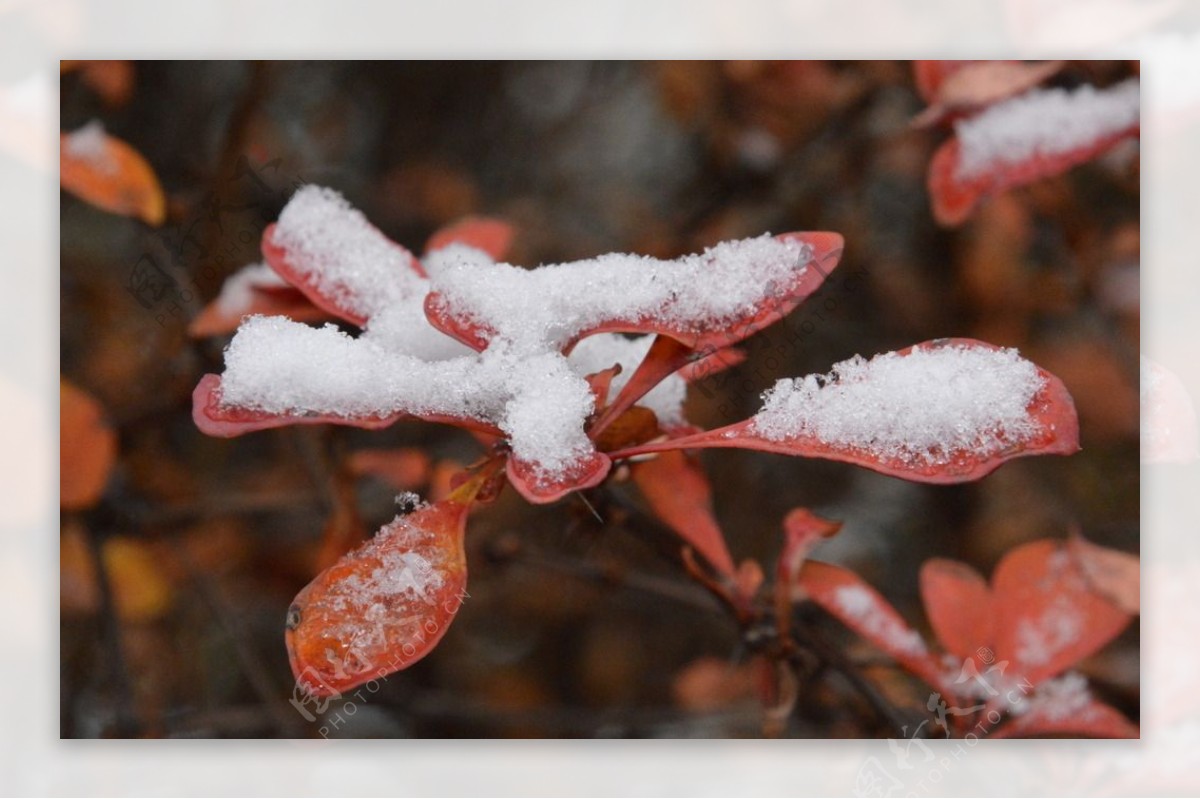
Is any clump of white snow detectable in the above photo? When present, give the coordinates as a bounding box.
[429,234,813,349]
[833,584,928,656]
[955,79,1140,180]
[63,119,116,174]
[750,343,1046,465]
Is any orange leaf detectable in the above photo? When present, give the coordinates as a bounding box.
[60,122,165,225]
[919,558,993,663]
[991,539,1133,685]
[425,216,515,260]
[347,448,432,491]
[60,378,117,510]
[631,450,735,577]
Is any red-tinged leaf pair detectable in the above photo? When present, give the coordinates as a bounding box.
[792,530,1138,738]
[913,61,1140,225]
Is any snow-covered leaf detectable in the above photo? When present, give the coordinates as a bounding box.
[912,60,1063,127]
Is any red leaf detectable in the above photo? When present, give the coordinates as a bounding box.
[993,695,1138,739]
[912,61,1063,127]
[504,451,611,505]
[261,221,423,327]
[797,560,943,687]
[1068,533,1140,615]
[913,61,978,103]
[777,508,841,595]
[583,364,622,410]
[188,284,331,338]
[678,347,746,382]
[919,558,993,663]
[287,495,473,696]
[191,373,503,439]
[928,114,1139,227]
[630,450,735,577]
[424,232,844,354]
[425,216,514,260]
[990,539,1133,685]
[610,338,1079,485]
[588,335,694,441]
[60,379,117,510]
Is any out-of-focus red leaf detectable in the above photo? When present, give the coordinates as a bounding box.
[287,493,475,697]
[60,126,165,225]
[912,61,1063,127]
[1068,533,1140,614]
[777,508,841,595]
[425,216,514,260]
[591,406,662,454]
[913,61,978,103]
[992,696,1138,739]
[60,378,117,510]
[347,448,433,491]
[735,559,765,603]
[797,560,943,688]
[314,469,368,571]
[672,655,763,711]
[78,60,136,107]
[610,339,1080,484]
[991,539,1133,685]
[630,450,735,577]
[260,221,423,327]
[920,558,993,663]
[425,232,844,354]
[191,373,504,439]
[928,121,1140,227]
[505,451,611,505]
[187,285,331,338]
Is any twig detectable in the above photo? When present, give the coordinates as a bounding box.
[82,522,140,737]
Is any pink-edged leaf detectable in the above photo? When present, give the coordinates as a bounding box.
[1068,533,1139,614]
[192,373,502,439]
[928,110,1140,227]
[261,221,423,327]
[991,539,1134,686]
[286,490,478,697]
[797,560,943,688]
[610,338,1080,485]
[993,695,1138,739]
[187,285,331,338]
[678,347,746,383]
[919,558,994,663]
[777,509,841,594]
[912,60,1063,127]
[424,232,844,354]
[630,449,735,577]
[504,450,612,505]
[425,216,514,260]
[588,335,694,441]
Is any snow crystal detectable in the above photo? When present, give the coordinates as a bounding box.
[1013,671,1095,722]
[63,119,116,174]
[213,262,290,315]
[273,185,427,318]
[567,333,687,424]
[1013,594,1084,667]
[955,78,1140,180]
[833,584,928,657]
[429,234,812,349]
[750,344,1046,465]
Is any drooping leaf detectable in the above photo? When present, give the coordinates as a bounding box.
[287,482,485,696]
[60,123,165,225]
[631,450,735,577]
[60,378,117,510]
[990,539,1133,685]
[610,339,1080,485]
[919,558,994,663]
